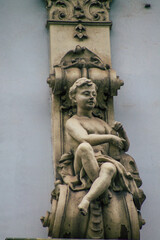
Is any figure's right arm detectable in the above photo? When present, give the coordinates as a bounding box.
[66,118,124,149]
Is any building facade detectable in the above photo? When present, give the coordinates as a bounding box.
[0,0,160,239]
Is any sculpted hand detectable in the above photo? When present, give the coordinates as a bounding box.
[110,135,125,150]
[112,121,123,132]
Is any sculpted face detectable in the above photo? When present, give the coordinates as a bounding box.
[75,84,97,110]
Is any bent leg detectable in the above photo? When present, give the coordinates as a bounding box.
[74,142,100,182]
[78,162,116,215]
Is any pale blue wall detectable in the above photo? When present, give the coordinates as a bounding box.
[0,0,53,239]
[110,1,160,239]
[0,0,160,239]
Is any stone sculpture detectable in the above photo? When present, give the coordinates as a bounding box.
[65,77,138,216]
[42,1,146,239]
[41,75,145,239]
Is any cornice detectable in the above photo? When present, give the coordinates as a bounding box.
[46,20,112,27]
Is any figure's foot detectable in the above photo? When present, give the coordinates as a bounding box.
[78,198,90,216]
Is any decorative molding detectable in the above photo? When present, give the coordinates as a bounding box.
[74,24,88,40]
[45,0,53,9]
[46,20,112,27]
[47,46,123,111]
[45,0,112,38]
[46,0,112,23]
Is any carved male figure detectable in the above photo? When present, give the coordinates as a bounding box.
[66,77,130,215]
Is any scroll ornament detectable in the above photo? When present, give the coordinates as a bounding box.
[45,0,112,23]
[47,45,124,111]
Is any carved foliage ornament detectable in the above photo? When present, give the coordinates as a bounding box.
[45,0,112,23]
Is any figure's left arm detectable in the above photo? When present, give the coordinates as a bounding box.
[112,121,130,152]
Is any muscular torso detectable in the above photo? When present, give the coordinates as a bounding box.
[66,115,111,154]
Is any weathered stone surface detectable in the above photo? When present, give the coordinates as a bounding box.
[41,78,145,239]
[41,1,146,239]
